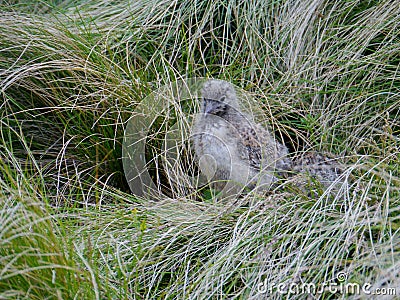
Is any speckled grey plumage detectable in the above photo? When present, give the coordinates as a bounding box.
[292,151,345,188]
[191,79,292,195]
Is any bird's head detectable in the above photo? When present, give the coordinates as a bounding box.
[200,80,239,116]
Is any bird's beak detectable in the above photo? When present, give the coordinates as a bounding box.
[203,98,214,115]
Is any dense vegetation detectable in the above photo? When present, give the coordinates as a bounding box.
[1,0,399,298]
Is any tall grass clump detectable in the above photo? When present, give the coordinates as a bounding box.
[1,0,399,299]
[0,156,99,298]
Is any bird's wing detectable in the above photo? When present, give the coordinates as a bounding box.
[236,125,265,170]
[239,122,288,172]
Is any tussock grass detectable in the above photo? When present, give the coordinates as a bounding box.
[0,179,98,298]
[0,0,399,299]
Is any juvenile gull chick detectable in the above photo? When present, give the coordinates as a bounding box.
[191,79,291,195]
[292,151,345,190]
